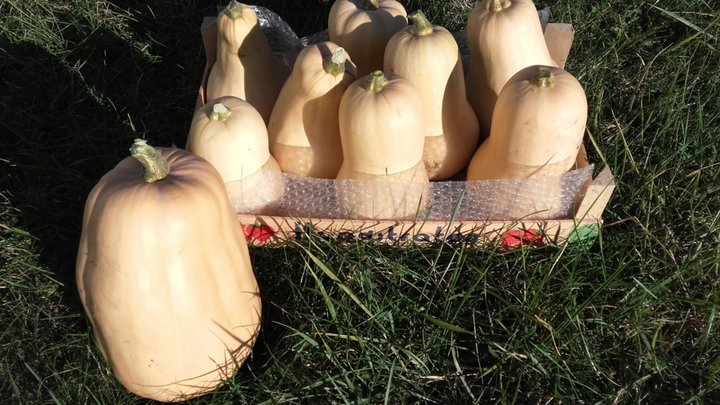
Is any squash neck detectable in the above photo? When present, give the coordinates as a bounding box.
[217,27,267,61]
[365,70,389,92]
[130,139,169,183]
[210,102,232,121]
[533,69,555,88]
[323,47,347,77]
[487,0,512,12]
[358,0,379,10]
[408,10,433,36]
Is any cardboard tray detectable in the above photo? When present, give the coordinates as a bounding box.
[196,19,615,248]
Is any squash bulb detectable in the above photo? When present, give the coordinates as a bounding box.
[328,0,408,77]
[336,70,430,219]
[76,139,261,402]
[187,96,284,214]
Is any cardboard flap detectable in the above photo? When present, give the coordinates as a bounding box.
[544,23,576,69]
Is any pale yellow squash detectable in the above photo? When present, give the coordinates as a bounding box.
[76,139,261,402]
[328,0,407,77]
[466,65,587,218]
[268,42,357,178]
[187,96,284,214]
[384,10,479,180]
[336,70,430,219]
[206,1,289,123]
[465,0,556,137]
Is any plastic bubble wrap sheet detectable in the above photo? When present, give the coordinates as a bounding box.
[228,165,594,221]
[223,6,590,221]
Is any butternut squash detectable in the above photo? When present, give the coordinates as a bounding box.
[268,42,357,178]
[206,1,289,123]
[336,71,430,219]
[384,10,479,180]
[465,0,556,137]
[328,0,407,77]
[187,96,284,214]
[466,65,587,218]
[76,139,261,402]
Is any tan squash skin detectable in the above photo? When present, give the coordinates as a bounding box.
[465,0,557,138]
[206,1,289,124]
[187,96,284,214]
[384,10,480,180]
[268,42,357,178]
[328,0,408,77]
[336,71,430,219]
[76,140,261,402]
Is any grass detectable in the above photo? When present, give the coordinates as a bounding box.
[1,0,719,403]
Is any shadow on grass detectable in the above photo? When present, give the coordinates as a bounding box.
[0,8,201,312]
[2,40,133,313]
[0,0,337,309]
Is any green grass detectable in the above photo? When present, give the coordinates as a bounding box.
[1,0,719,403]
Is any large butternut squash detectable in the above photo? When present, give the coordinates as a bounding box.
[268,42,357,178]
[465,0,556,137]
[76,139,261,402]
[384,10,479,180]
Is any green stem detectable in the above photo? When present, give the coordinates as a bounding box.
[323,47,347,77]
[225,0,244,19]
[364,70,388,92]
[487,0,511,12]
[130,139,170,183]
[534,68,555,88]
[210,102,232,121]
[408,10,434,36]
[358,0,379,10]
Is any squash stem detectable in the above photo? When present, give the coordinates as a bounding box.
[408,10,434,36]
[130,139,170,183]
[323,47,347,77]
[210,102,233,121]
[534,69,555,88]
[225,0,244,19]
[488,0,511,12]
[365,70,388,92]
[358,0,379,10]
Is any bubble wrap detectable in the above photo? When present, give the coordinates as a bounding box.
[225,6,592,221]
[229,164,594,220]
